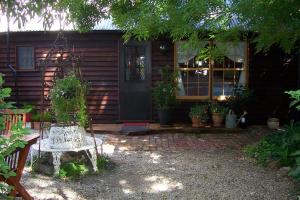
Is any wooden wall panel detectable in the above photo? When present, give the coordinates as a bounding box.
[0,31,122,123]
[0,31,298,124]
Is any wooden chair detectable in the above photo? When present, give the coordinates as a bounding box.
[0,109,39,200]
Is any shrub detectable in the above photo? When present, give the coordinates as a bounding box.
[50,74,88,127]
[58,161,89,179]
[153,67,178,110]
[0,74,28,198]
[96,155,110,171]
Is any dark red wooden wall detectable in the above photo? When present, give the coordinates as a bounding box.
[0,31,298,124]
[0,31,121,123]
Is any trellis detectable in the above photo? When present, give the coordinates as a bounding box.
[37,31,99,156]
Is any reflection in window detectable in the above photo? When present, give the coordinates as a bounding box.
[17,46,34,69]
[125,46,146,81]
[175,41,247,99]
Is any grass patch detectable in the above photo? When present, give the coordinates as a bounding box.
[57,154,112,180]
[58,161,89,180]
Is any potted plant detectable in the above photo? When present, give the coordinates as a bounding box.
[49,74,88,149]
[189,104,209,127]
[153,67,178,126]
[210,103,228,127]
[31,111,52,130]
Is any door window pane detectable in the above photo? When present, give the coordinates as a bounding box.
[17,46,34,69]
[124,46,146,81]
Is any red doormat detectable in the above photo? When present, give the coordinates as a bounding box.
[121,122,150,133]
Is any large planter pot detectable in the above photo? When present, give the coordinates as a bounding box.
[212,112,224,127]
[158,109,172,126]
[191,116,206,127]
[225,111,237,128]
[267,118,279,130]
[49,125,86,149]
[32,122,41,130]
[32,122,51,130]
[191,116,200,127]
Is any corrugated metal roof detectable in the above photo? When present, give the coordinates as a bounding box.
[0,16,120,32]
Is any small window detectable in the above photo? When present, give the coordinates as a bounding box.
[17,46,34,70]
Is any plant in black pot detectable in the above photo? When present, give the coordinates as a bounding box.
[153,67,178,126]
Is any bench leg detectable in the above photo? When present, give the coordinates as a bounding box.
[52,152,62,176]
[6,178,33,200]
[86,149,98,172]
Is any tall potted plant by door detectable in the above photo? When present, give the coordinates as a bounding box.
[153,67,178,126]
[49,74,88,149]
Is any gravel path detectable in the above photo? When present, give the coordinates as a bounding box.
[22,147,296,200]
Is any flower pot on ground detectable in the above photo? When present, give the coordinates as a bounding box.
[189,104,209,127]
[158,109,172,126]
[210,103,228,127]
[153,67,178,126]
[267,117,279,130]
[31,112,52,130]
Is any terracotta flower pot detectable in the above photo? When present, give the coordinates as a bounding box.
[212,112,224,127]
[191,116,200,127]
[33,122,41,130]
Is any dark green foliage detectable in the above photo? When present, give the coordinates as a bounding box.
[2,0,300,54]
[153,67,179,110]
[57,155,110,180]
[31,111,52,122]
[58,161,89,179]
[96,155,110,172]
[286,90,300,111]
[110,0,300,54]
[50,74,88,127]
[244,122,300,181]
[244,132,288,166]
[0,74,28,198]
[225,86,253,116]
[189,104,210,122]
[210,102,228,116]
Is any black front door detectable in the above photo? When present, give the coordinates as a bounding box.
[120,41,151,120]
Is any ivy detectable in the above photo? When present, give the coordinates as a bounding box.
[50,74,88,127]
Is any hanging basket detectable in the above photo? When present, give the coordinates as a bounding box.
[48,125,87,149]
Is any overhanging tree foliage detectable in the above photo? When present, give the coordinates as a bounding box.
[0,0,107,32]
[106,0,300,53]
[1,0,299,53]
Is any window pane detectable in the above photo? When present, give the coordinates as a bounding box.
[124,46,146,81]
[17,46,34,69]
[176,41,208,69]
[235,70,246,86]
[224,71,235,95]
[213,71,235,96]
[177,70,209,96]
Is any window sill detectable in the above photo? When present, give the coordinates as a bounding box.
[16,69,38,72]
[176,95,231,101]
